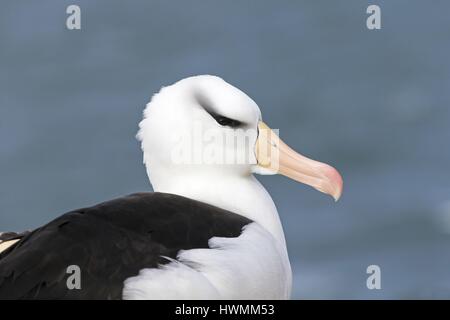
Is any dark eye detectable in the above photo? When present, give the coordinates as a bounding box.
[195,93,243,128]
[215,115,242,128]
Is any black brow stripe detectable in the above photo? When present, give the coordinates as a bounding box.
[195,92,243,128]
[204,109,242,128]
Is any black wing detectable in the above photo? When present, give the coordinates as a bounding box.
[0,192,251,299]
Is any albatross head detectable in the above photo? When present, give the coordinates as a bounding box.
[137,75,343,202]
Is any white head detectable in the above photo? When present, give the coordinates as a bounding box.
[138,75,260,185]
[137,75,342,207]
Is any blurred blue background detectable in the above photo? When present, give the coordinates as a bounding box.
[1,0,450,299]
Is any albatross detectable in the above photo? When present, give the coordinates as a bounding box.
[0,75,342,299]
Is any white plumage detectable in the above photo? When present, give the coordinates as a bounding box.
[124,75,342,299]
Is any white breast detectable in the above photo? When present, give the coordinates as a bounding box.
[122,222,292,299]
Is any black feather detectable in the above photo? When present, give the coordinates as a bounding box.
[0,192,251,299]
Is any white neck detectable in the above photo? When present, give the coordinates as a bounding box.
[148,168,287,247]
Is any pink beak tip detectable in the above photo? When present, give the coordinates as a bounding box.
[322,164,344,202]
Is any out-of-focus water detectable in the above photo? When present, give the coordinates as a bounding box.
[1,1,449,299]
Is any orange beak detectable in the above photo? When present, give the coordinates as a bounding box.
[255,121,343,201]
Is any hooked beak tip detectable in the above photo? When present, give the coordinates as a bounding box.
[324,164,343,202]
